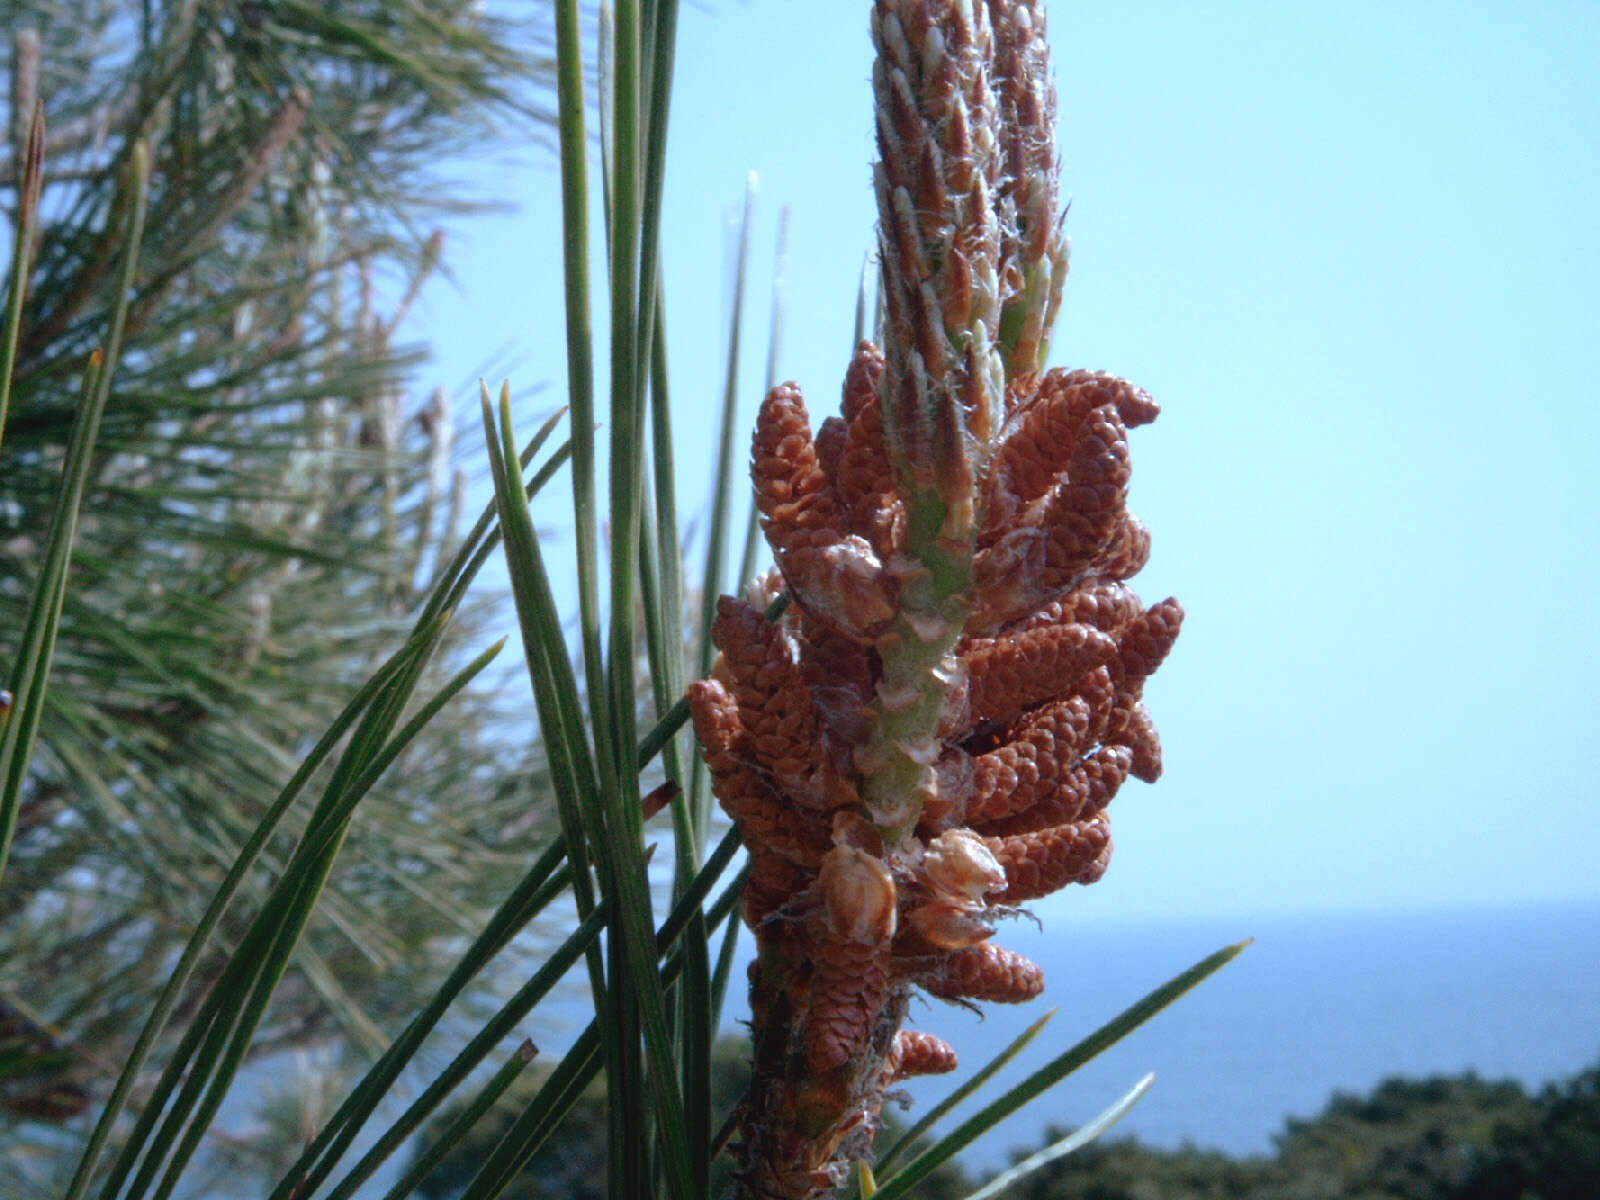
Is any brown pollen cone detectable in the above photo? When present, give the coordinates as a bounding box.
[752,382,843,558]
[964,620,1118,726]
[985,814,1113,904]
[711,597,829,807]
[806,935,894,1074]
[986,370,1158,534]
[964,676,1112,825]
[885,1030,960,1082]
[753,381,896,639]
[925,942,1046,1004]
[976,745,1135,838]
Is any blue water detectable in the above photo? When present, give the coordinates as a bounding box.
[218,899,1600,1196]
[849,899,1600,1174]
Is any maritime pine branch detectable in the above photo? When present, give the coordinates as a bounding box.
[687,3,1185,1194]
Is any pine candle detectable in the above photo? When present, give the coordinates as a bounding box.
[689,3,1181,1194]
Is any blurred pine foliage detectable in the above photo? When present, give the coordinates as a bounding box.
[0,0,562,1170]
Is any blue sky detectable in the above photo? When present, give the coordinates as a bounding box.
[414,1,1600,923]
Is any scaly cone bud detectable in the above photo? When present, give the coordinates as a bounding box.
[863,0,1013,839]
[873,0,1006,501]
[988,0,1071,379]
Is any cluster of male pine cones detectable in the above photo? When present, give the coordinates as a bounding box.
[686,1,1182,1195]
[688,348,1180,1195]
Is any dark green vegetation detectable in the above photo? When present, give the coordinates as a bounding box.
[410,1054,1600,1200]
[987,1057,1600,1200]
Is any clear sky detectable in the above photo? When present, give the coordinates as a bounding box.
[413,1,1600,923]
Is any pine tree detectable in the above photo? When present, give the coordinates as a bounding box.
[3,5,1235,1196]
[1,1,558,1178]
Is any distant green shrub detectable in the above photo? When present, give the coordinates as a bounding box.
[987,1056,1600,1200]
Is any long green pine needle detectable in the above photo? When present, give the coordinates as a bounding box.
[872,941,1251,1200]
[960,1072,1157,1200]
[1,141,149,885]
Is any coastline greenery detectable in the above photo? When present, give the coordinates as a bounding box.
[986,1057,1600,1200]
[410,1052,1600,1200]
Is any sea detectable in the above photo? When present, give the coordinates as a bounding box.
[841,898,1600,1176]
[206,898,1599,1196]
